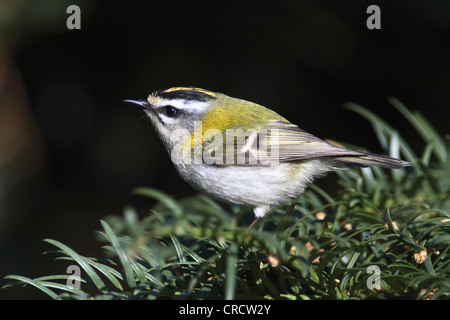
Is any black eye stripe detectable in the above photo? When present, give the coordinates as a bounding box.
[161,105,179,118]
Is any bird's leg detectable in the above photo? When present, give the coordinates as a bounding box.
[277,202,296,231]
[247,206,269,230]
[247,217,262,230]
[243,217,261,239]
[285,202,296,218]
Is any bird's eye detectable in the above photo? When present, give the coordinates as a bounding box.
[163,106,178,118]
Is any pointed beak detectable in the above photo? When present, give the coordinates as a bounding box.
[122,99,151,110]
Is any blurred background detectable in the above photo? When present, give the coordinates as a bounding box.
[0,0,449,298]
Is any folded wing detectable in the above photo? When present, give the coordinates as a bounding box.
[202,120,411,168]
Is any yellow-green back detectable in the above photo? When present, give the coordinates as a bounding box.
[198,93,288,136]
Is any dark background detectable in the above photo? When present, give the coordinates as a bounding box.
[0,0,449,299]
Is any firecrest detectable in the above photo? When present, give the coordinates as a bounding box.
[125,87,410,225]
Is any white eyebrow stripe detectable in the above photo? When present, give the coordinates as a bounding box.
[153,99,209,112]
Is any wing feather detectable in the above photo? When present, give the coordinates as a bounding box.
[201,120,365,166]
[199,119,410,168]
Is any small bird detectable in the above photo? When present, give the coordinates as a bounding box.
[125,87,411,226]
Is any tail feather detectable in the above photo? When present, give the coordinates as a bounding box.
[335,153,411,169]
